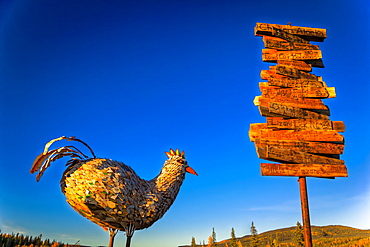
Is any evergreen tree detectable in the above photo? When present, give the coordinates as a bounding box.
[211,228,217,247]
[191,237,197,247]
[292,222,304,247]
[5,236,14,247]
[230,228,237,247]
[250,222,259,247]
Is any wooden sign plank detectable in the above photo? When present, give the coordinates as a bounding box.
[271,26,310,44]
[277,60,312,72]
[255,138,344,154]
[261,70,324,82]
[263,36,319,51]
[256,97,329,113]
[262,49,323,61]
[267,77,327,88]
[261,67,323,81]
[306,59,325,68]
[259,82,279,91]
[260,69,287,80]
[264,102,330,119]
[255,23,327,42]
[260,163,348,177]
[249,123,268,141]
[274,65,319,80]
[256,145,345,165]
[255,96,329,112]
[262,49,324,67]
[262,87,336,99]
[258,129,344,143]
[266,118,345,132]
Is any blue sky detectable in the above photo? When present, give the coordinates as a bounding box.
[0,0,369,247]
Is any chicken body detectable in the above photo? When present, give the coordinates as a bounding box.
[31,136,197,234]
[61,156,188,231]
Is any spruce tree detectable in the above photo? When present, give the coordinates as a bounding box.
[191,237,197,247]
[293,222,304,247]
[250,222,258,247]
[230,228,237,247]
[211,228,217,247]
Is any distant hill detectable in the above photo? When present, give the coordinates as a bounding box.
[180,225,370,247]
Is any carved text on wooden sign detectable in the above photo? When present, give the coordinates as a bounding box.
[260,163,348,177]
[256,145,345,165]
[263,36,319,51]
[262,49,323,62]
[255,23,327,41]
[261,87,336,99]
[255,129,344,143]
[266,78,327,88]
[266,118,345,132]
[261,103,330,119]
[254,96,329,111]
[254,139,344,154]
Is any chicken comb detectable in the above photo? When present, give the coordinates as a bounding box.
[165,148,185,159]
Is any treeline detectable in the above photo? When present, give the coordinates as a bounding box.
[185,224,370,247]
[188,222,305,247]
[0,232,67,247]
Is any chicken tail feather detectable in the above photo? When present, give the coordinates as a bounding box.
[30,136,95,181]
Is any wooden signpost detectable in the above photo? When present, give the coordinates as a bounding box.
[249,23,346,247]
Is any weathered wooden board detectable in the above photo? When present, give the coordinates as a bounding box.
[261,66,322,81]
[256,145,345,165]
[306,59,325,68]
[262,49,323,61]
[260,163,348,177]
[277,60,312,72]
[262,49,324,67]
[249,123,268,141]
[267,77,327,88]
[255,138,344,154]
[263,36,319,51]
[264,102,330,119]
[255,23,327,42]
[271,27,310,44]
[266,118,345,132]
[255,96,328,112]
[262,87,336,99]
[256,97,329,113]
[259,82,279,91]
[257,129,344,143]
[274,65,319,80]
[260,69,287,80]
[261,71,324,82]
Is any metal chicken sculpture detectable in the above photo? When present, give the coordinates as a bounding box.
[30,136,197,247]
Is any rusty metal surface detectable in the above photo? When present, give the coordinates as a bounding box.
[299,177,312,247]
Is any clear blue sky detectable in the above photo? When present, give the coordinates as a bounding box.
[0,0,369,247]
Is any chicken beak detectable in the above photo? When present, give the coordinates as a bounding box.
[186,166,198,176]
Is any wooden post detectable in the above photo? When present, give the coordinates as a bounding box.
[298,177,312,247]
